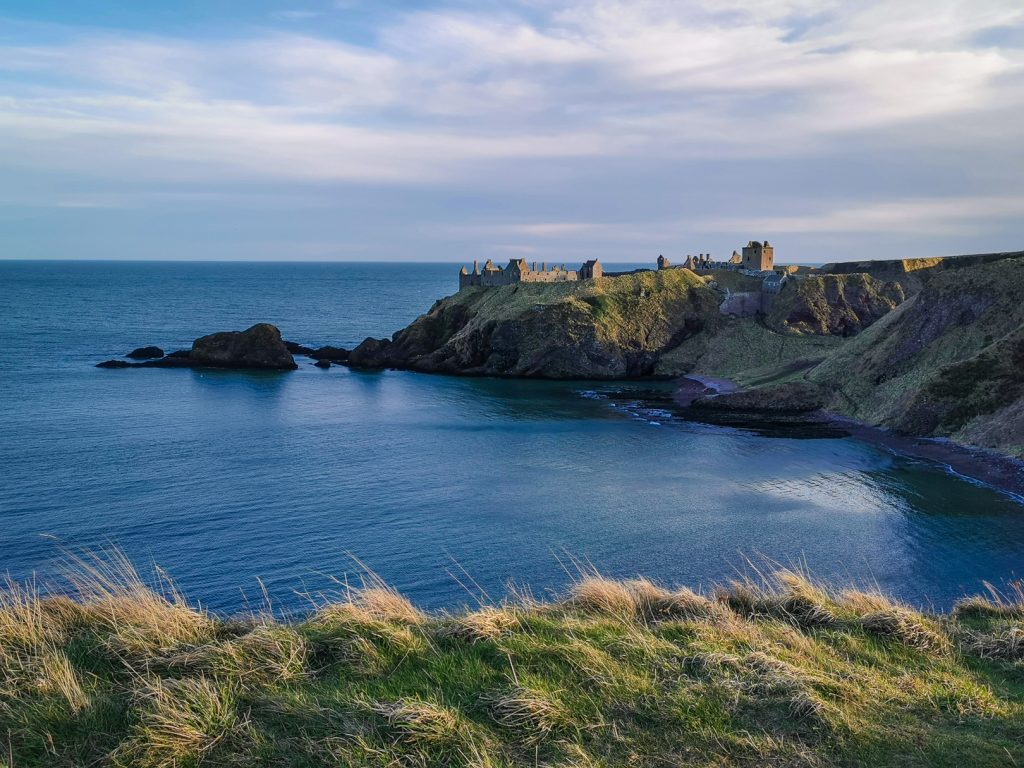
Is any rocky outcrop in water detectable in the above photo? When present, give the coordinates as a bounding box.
[190,323,297,370]
[97,324,297,371]
[310,346,350,362]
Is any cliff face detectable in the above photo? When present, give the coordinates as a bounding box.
[349,270,722,378]
[766,274,905,336]
[799,255,1024,457]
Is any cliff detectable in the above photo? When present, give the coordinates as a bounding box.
[806,254,1024,457]
[766,273,905,336]
[349,269,721,378]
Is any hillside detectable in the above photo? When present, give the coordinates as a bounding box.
[804,254,1024,457]
[3,557,1024,767]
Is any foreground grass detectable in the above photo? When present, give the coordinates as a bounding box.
[2,557,1023,767]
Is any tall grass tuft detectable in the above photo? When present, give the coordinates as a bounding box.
[368,696,478,763]
[436,606,520,644]
[116,676,247,767]
[484,685,569,744]
[720,569,838,629]
[568,577,639,618]
[953,580,1024,620]
[165,624,309,686]
[60,547,214,664]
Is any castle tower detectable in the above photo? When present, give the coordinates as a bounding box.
[657,255,670,270]
[579,259,603,280]
[741,240,774,271]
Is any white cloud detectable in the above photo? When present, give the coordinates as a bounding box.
[699,196,1024,235]
[0,0,1022,260]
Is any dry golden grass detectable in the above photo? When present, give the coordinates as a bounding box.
[962,626,1024,661]
[369,697,468,751]
[2,551,1023,768]
[722,569,838,629]
[115,676,248,767]
[568,577,639,618]
[166,624,309,686]
[857,608,948,653]
[436,606,521,643]
[484,685,570,744]
[953,580,1024,620]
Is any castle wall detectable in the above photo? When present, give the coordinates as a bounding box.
[719,291,762,317]
[459,263,580,289]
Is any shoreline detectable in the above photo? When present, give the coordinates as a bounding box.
[674,375,1024,501]
[826,415,1024,501]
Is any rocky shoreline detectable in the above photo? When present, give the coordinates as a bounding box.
[675,376,1024,499]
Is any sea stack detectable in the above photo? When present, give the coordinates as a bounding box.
[189,323,297,370]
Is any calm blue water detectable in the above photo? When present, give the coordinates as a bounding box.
[1,261,1022,613]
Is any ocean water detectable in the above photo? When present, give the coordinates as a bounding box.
[1,260,1022,614]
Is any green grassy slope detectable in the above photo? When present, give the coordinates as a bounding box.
[3,557,1024,767]
[803,255,1024,456]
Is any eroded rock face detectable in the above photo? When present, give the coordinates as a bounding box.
[767,274,905,336]
[190,323,297,370]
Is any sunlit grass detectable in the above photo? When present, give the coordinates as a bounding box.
[0,551,1022,766]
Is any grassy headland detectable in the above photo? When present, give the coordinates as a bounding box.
[3,555,1023,767]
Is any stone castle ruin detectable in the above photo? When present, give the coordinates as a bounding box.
[741,241,774,271]
[459,258,603,289]
[457,241,782,311]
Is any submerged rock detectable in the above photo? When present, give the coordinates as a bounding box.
[310,346,350,362]
[96,359,131,369]
[126,346,164,360]
[190,323,297,370]
[284,341,315,355]
[314,359,332,369]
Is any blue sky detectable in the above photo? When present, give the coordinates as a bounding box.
[0,1,1022,263]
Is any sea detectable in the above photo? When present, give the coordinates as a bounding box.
[2,260,1022,614]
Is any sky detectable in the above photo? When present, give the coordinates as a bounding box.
[0,1,1022,263]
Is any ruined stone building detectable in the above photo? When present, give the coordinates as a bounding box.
[742,241,774,271]
[459,258,602,289]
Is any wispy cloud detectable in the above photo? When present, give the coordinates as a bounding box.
[0,0,1021,260]
[699,196,1024,235]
